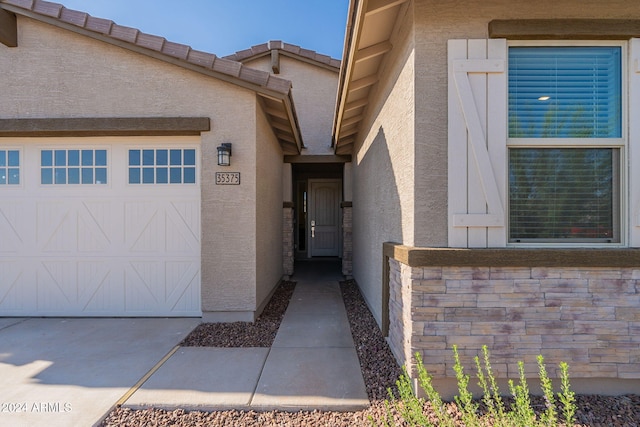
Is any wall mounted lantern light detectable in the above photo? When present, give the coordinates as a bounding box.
[217,143,232,166]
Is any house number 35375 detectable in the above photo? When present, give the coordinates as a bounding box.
[215,172,240,185]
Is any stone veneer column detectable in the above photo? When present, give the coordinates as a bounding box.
[282,202,294,278]
[341,202,353,277]
[384,244,640,397]
[388,258,412,369]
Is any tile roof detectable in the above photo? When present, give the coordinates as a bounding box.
[1,0,305,153]
[0,0,293,96]
[225,40,341,70]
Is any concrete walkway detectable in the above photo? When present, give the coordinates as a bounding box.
[0,317,200,427]
[0,260,368,426]
[124,259,369,412]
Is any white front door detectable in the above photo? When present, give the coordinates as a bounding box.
[308,179,341,257]
[0,137,201,317]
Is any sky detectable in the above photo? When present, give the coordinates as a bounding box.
[58,0,350,60]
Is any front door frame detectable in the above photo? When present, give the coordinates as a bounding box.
[307,178,342,258]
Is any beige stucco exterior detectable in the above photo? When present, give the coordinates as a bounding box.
[344,0,640,327]
[241,54,339,155]
[337,0,640,396]
[0,16,286,320]
[255,104,284,311]
[412,0,640,248]
[232,48,345,270]
[6,0,639,397]
[349,3,415,325]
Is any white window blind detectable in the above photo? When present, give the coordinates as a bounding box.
[508,45,622,243]
[509,46,622,138]
[509,148,618,242]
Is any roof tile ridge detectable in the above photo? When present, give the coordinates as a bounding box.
[59,6,87,27]
[264,72,293,94]
[212,55,242,78]
[187,49,216,69]
[267,40,284,50]
[32,0,61,18]
[1,0,35,10]
[224,40,341,68]
[85,14,113,34]
[110,23,139,44]
[1,0,293,94]
[280,41,302,56]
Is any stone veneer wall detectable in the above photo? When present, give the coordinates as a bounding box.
[282,205,294,277]
[388,257,640,385]
[342,203,353,277]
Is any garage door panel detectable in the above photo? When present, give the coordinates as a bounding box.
[38,200,114,254]
[0,203,24,253]
[124,261,165,314]
[167,266,201,314]
[125,202,163,253]
[37,202,77,253]
[171,201,200,240]
[76,261,113,311]
[165,202,200,253]
[0,262,28,313]
[78,200,113,252]
[0,140,201,317]
[37,261,77,310]
[125,259,201,315]
[125,200,200,254]
[81,263,125,314]
[165,261,199,304]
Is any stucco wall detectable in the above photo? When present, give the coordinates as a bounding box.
[244,55,339,155]
[413,0,640,247]
[1,17,262,315]
[255,104,284,311]
[351,4,415,325]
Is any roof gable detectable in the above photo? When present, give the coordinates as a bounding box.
[0,0,303,153]
[225,40,341,73]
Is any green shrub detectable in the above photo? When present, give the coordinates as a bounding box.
[375,345,577,427]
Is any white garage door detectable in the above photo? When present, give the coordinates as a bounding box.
[0,137,201,316]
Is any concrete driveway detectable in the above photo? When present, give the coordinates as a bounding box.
[0,317,199,427]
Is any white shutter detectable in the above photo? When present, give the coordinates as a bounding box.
[630,38,640,247]
[448,39,507,248]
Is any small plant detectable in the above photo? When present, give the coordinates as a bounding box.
[508,361,536,426]
[558,362,576,426]
[475,346,507,426]
[375,345,578,427]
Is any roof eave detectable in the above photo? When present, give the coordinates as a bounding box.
[332,0,409,155]
[1,1,303,153]
[332,0,364,152]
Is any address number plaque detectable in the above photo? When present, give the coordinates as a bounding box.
[215,172,241,185]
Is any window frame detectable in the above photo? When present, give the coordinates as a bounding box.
[506,40,628,247]
[39,148,109,186]
[0,147,22,187]
[126,146,198,186]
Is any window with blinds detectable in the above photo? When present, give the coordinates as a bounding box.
[509,46,622,138]
[509,148,618,242]
[508,45,622,243]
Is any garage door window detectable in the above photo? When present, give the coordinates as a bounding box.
[0,149,20,185]
[41,149,108,185]
[128,148,196,184]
